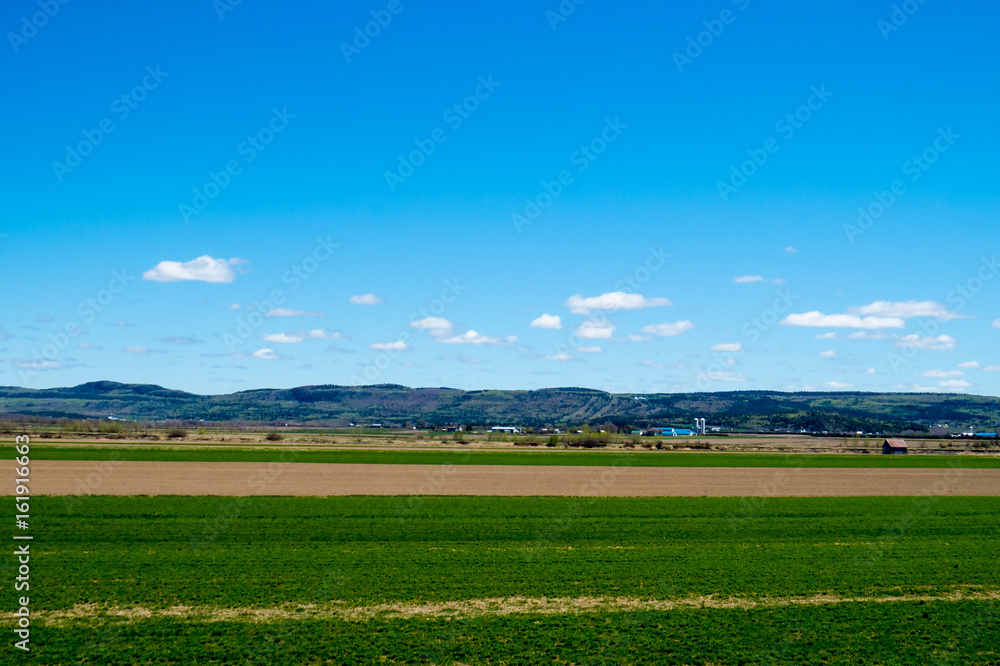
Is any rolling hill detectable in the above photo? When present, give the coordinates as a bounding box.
[1,382,999,433]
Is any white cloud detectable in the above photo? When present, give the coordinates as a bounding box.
[820,350,836,357]
[577,322,616,339]
[733,275,764,284]
[639,321,694,338]
[566,292,671,314]
[530,314,562,330]
[577,346,603,353]
[938,379,971,389]
[261,329,344,343]
[125,346,150,356]
[985,366,1000,372]
[641,360,666,369]
[957,361,980,368]
[262,333,303,344]
[265,308,324,317]
[815,332,837,339]
[307,329,345,340]
[711,343,743,352]
[410,317,453,336]
[853,300,964,321]
[543,353,573,361]
[349,293,383,305]
[864,368,875,374]
[251,348,288,360]
[846,331,886,340]
[919,370,963,378]
[782,301,963,331]
[369,341,409,351]
[905,384,940,392]
[227,303,242,310]
[438,330,516,346]
[782,312,905,329]
[993,319,1000,329]
[784,247,797,253]
[897,334,956,350]
[825,381,853,389]
[143,255,246,283]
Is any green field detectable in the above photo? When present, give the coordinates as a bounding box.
[14,495,1000,663]
[11,444,1000,468]
[30,602,1000,664]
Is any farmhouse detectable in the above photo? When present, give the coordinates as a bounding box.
[882,438,908,455]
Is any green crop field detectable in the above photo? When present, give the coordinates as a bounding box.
[11,495,1000,664]
[10,444,1000,468]
[30,602,1000,664]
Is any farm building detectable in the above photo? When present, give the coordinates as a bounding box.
[882,438,908,455]
[648,427,694,437]
[491,426,521,434]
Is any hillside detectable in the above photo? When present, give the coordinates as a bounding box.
[1,382,999,433]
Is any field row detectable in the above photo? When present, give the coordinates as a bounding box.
[9,444,1000,467]
[24,460,1000,497]
[13,495,1000,664]
[28,601,1000,665]
[18,496,1000,609]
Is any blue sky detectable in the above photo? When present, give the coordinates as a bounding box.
[2,0,998,396]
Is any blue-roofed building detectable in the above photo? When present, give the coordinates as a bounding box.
[649,427,694,437]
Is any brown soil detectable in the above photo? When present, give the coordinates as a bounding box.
[22,461,1000,496]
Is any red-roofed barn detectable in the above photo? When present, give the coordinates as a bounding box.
[882,438,908,455]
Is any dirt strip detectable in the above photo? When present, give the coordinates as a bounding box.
[19,460,999,496]
[11,590,1000,624]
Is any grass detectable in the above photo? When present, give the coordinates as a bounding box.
[32,602,1000,664]
[10,444,1000,467]
[15,495,1000,663]
[21,495,1000,608]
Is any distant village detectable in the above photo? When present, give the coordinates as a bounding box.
[117,413,997,441]
[427,418,723,437]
